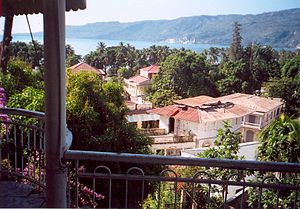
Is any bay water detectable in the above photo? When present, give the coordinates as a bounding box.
[10,34,228,56]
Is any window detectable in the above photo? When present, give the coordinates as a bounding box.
[249,115,256,123]
[142,120,159,129]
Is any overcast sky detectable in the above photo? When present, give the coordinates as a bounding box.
[2,0,300,33]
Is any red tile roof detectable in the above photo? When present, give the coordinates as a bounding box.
[148,93,283,123]
[140,65,160,74]
[70,62,105,75]
[125,75,151,85]
[148,105,179,117]
[149,103,254,123]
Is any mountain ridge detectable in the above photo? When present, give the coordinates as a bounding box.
[16,8,300,48]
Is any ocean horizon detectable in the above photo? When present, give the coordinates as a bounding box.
[9,34,228,56]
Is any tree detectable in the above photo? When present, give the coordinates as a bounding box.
[229,22,243,61]
[248,115,300,208]
[66,70,152,153]
[0,59,43,97]
[258,114,300,163]
[281,56,300,78]
[7,86,44,112]
[10,41,44,68]
[263,77,300,116]
[216,60,250,95]
[66,44,82,67]
[147,50,217,107]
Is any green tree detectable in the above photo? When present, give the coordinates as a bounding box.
[0,59,43,97]
[147,50,217,107]
[7,86,44,112]
[66,70,152,153]
[229,22,243,61]
[263,77,300,116]
[258,114,300,163]
[217,60,250,95]
[281,56,300,78]
[66,44,82,67]
[248,115,300,208]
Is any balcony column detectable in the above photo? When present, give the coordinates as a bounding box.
[259,116,262,129]
[43,0,67,207]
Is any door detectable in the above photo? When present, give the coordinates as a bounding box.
[169,117,175,133]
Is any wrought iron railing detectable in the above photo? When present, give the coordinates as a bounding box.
[0,108,46,190]
[64,150,300,209]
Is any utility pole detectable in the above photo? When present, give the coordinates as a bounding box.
[43,0,67,207]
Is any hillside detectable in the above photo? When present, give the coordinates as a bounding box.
[51,9,300,48]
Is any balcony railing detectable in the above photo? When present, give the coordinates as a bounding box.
[64,150,300,209]
[1,108,300,208]
[242,121,261,129]
[0,108,46,191]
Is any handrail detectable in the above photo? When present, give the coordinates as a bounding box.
[64,150,300,173]
[0,107,45,119]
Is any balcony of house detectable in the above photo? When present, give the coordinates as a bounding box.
[241,113,264,129]
[0,108,300,208]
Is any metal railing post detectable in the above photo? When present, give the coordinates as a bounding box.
[43,0,67,207]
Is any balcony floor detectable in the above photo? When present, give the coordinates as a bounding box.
[0,181,45,208]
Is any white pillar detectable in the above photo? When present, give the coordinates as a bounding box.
[43,0,67,207]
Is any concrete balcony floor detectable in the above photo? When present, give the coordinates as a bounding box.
[0,181,45,208]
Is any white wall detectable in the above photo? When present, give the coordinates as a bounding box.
[159,116,169,133]
[140,70,149,78]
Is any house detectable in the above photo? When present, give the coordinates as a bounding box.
[69,62,105,80]
[124,64,159,104]
[147,93,283,155]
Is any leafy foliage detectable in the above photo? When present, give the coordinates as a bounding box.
[248,115,300,208]
[7,86,44,112]
[0,59,43,97]
[147,50,217,106]
[258,114,300,163]
[66,70,152,153]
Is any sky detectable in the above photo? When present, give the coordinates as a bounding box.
[1,0,300,33]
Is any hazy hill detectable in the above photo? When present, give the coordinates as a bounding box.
[62,9,300,48]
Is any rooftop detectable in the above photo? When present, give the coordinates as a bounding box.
[140,64,160,74]
[175,95,215,107]
[217,93,283,113]
[125,75,151,85]
[148,93,283,123]
[69,62,105,75]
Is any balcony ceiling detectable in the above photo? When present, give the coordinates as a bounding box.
[0,0,86,17]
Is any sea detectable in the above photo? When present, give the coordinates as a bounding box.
[10,34,228,56]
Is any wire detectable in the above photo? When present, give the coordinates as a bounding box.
[25,14,39,67]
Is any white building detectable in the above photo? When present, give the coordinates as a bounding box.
[147,93,283,155]
[124,65,159,104]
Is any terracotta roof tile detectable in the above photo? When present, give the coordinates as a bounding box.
[140,65,160,73]
[148,105,179,117]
